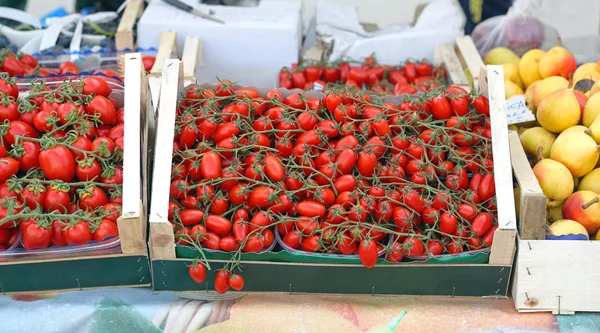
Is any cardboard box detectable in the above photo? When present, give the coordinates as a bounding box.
[137,0,302,88]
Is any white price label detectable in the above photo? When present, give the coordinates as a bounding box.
[506,95,536,125]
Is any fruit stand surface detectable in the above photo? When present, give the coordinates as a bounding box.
[0,287,595,332]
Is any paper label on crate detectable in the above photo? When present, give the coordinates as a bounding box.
[506,95,535,125]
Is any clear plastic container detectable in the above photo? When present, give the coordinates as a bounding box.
[32,47,157,73]
[0,236,122,261]
[275,231,386,260]
[0,229,22,262]
[178,229,277,255]
[389,235,491,262]
[0,74,126,260]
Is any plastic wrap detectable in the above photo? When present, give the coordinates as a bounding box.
[472,0,559,56]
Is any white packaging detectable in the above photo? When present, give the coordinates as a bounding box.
[137,0,302,88]
[315,0,465,64]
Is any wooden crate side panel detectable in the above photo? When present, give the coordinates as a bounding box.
[153,259,511,296]
[513,239,600,314]
[454,36,484,90]
[149,59,183,260]
[0,255,150,293]
[115,0,144,51]
[433,44,469,90]
[508,131,547,240]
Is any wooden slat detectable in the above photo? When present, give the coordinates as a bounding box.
[483,65,517,266]
[115,0,144,51]
[148,59,183,260]
[455,36,484,90]
[508,131,547,240]
[482,66,517,231]
[150,32,178,75]
[149,32,179,116]
[181,36,201,86]
[434,44,470,90]
[118,53,146,255]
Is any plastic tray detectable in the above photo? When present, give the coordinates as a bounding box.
[274,230,386,260]
[0,236,122,261]
[0,230,22,262]
[392,235,492,262]
[177,228,277,256]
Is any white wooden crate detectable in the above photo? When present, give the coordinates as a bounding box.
[510,131,600,314]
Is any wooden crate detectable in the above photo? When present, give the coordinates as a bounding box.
[115,0,145,51]
[0,53,151,293]
[509,132,598,314]
[147,59,517,296]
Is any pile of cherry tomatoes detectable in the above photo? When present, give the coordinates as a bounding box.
[175,79,498,293]
[0,74,126,251]
[0,48,156,78]
[278,57,446,95]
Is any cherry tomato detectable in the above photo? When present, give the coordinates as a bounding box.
[62,221,93,245]
[39,146,76,181]
[229,274,244,291]
[188,263,207,283]
[359,239,378,268]
[93,219,119,241]
[214,269,231,294]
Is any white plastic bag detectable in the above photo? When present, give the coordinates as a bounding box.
[472,0,559,56]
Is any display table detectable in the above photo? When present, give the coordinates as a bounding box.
[0,288,587,332]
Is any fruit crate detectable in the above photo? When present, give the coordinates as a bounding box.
[509,132,600,314]
[148,58,517,297]
[0,53,152,293]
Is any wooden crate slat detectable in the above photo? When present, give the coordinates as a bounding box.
[508,132,547,240]
[480,65,517,266]
[455,36,484,90]
[115,0,144,51]
[149,59,183,260]
[434,44,469,90]
[149,31,179,115]
[481,65,517,231]
[181,36,201,85]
